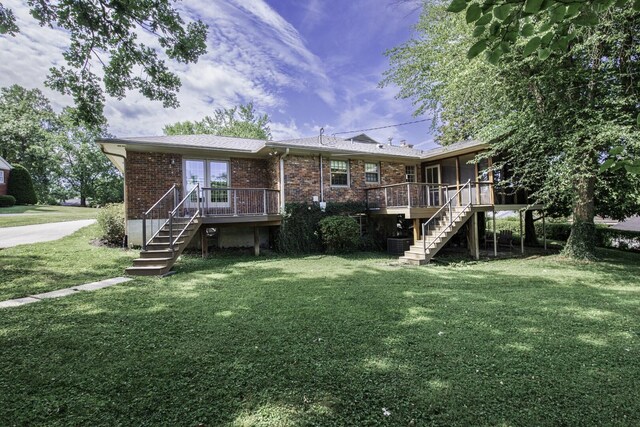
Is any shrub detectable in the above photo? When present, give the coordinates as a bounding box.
[276,202,366,254]
[0,195,16,207]
[7,164,37,205]
[596,227,640,251]
[97,203,125,245]
[319,215,360,253]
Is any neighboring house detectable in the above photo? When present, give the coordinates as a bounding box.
[0,156,12,196]
[97,134,541,275]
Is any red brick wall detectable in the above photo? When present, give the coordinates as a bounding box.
[283,155,321,202]
[283,156,412,204]
[0,169,9,196]
[230,158,270,188]
[125,151,183,220]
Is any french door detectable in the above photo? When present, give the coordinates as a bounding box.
[425,165,441,206]
[184,160,230,209]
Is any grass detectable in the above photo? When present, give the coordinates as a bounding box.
[0,224,136,300]
[1,233,639,425]
[0,205,98,227]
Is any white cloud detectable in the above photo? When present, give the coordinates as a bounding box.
[0,0,334,137]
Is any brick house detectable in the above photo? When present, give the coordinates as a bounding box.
[0,156,12,196]
[97,134,541,275]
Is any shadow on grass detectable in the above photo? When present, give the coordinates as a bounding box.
[1,250,640,425]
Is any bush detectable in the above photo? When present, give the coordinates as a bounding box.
[276,202,366,254]
[7,164,37,205]
[97,203,125,245]
[534,222,573,241]
[0,195,16,207]
[596,227,640,251]
[319,215,361,253]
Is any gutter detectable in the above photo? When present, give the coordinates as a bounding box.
[319,155,324,202]
[100,145,128,247]
[279,148,289,211]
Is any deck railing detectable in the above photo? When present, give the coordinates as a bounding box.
[196,188,280,217]
[365,181,494,210]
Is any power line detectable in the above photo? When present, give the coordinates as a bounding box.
[331,118,431,136]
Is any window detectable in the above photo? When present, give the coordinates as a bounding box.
[330,160,349,186]
[405,165,416,183]
[365,162,379,183]
[0,170,4,184]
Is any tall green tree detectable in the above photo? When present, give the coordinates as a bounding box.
[56,109,123,207]
[164,103,272,140]
[383,2,640,259]
[0,85,61,203]
[0,1,207,126]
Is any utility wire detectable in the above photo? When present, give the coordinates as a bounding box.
[331,118,431,136]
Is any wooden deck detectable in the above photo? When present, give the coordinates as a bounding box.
[370,204,544,219]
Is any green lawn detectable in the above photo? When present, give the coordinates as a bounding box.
[0,205,98,227]
[0,224,136,300]
[1,233,639,425]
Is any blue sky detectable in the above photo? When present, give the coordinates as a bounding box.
[0,0,437,149]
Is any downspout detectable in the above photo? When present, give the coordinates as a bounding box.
[100,145,128,247]
[319,155,324,202]
[279,148,289,211]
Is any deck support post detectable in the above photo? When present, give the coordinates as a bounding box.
[254,226,260,256]
[542,210,547,251]
[201,226,208,258]
[493,208,497,257]
[413,218,420,243]
[519,209,524,255]
[469,212,480,260]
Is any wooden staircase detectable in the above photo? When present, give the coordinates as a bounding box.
[126,183,203,276]
[126,218,201,276]
[398,180,476,266]
[400,206,472,265]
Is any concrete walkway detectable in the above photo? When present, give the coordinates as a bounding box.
[0,219,96,248]
[0,277,132,309]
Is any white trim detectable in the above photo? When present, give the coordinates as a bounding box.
[0,170,4,184]
[364,161,380,184]
[329,159,350,187]
[0,157,12,170]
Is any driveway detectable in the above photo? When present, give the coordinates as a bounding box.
[0,220,96,248]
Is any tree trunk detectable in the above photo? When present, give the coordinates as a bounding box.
[80,195,86,207]
[524,210,538,245]
[562,175,597,259]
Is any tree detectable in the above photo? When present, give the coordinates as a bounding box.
[383,2,640,259]
[56,109,123,206]
[163,103,272,140]
[0,1,207,126]
[446,0,640,62]
[7,164,37,205]
[0,85,61,203]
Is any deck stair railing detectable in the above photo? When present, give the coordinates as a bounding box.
[166,184,201,251]
[142,184,179,251]
[422,180,472,255]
